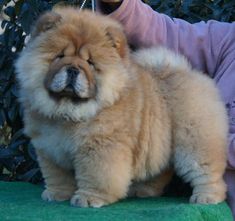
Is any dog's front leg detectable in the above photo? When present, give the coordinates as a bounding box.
[36,149,77,202]
[71,139,133,208]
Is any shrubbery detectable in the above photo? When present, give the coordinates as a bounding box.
[0,0,234,183]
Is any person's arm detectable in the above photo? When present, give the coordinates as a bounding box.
[98,0,235,75]
[97,0,122,13]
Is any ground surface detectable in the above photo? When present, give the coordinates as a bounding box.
[0,181,233,221]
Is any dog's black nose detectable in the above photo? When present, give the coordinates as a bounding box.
[66,66,79,85]
[67,66,79,77]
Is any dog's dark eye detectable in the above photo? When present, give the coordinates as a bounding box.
[87,59,94,67]
[56,53,64,59]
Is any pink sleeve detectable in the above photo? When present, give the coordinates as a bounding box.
[108,0,235,76]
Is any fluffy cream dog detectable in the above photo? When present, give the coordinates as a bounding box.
[15,8,228,207]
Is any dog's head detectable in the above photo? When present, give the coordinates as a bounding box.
[15,8,130,122]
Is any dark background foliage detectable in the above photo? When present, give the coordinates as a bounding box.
[0,0,234,184]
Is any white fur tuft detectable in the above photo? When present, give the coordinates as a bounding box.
[74,72,90,98]
[133,47,191,73]
[50,68,68,92]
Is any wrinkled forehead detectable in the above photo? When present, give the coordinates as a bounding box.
[38,18,108,56]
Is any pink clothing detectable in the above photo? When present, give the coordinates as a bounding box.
[98,0,235,218]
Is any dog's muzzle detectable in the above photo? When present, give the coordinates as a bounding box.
[47,66,93,101]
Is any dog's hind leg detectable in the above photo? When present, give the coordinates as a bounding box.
[37,149,77,202]
[173,109,228,204]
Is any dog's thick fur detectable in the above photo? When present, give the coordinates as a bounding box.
[15,8,228,207]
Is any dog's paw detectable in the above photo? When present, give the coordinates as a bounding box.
[42,189,56,202]
[189,193,223,204]
[70,192,108,208]
[41,189,72,202]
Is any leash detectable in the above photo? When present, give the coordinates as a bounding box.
[80,0,95,12]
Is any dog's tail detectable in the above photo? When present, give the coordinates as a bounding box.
[132,47,192,76]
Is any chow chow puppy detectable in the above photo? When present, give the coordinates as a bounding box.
[15,8,228,207]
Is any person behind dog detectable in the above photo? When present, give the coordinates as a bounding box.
[97,0,235,218]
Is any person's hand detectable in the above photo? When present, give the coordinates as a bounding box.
[99,0,123,13]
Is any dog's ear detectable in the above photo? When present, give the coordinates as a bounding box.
[106,26,128,58]
[31,12,61,38]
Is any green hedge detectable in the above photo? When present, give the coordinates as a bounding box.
[0,0,234,183]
